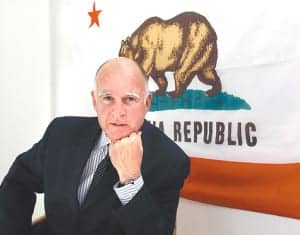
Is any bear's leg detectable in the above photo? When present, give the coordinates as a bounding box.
[140,51,155,77]
[198,69,221,96]
[152,72,168,96]
[168,71,196,98]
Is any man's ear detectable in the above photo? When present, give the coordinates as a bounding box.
[91,90,97,111]
[145,93,152,110]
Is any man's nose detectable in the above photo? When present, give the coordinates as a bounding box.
[112,102,127,117]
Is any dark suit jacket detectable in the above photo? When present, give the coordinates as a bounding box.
[0,117,190,235]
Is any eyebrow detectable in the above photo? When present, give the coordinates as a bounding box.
[125,92,140,98]
[97,91,141,98]
[97,91,111,97]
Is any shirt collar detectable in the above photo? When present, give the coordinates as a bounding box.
[99,131,111,147]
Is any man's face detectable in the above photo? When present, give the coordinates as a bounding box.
[92,59,151,142]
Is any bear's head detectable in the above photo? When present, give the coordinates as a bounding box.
[119,37,134,60]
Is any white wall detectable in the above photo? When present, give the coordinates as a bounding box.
[177,199,300,235]
[0,0,299,233]
[0,0,52,219]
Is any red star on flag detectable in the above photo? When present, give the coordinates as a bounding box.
[88,2,102,28]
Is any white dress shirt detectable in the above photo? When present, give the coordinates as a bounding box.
[77,131,144,205]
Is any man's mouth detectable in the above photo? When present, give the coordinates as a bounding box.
[110,123,127,127]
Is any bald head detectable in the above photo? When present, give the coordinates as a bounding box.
[95,57,148,91]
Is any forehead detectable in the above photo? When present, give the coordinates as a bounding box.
[96,60,145,92]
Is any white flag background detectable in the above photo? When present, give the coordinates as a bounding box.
[52,0,300,219]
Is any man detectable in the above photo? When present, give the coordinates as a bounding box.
[0,57,190,235]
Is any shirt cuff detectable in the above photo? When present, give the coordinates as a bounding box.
[113,176,144,205]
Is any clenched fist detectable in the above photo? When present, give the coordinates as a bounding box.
[109,132,143,184]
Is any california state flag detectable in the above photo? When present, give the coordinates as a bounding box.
[53,0,300,219]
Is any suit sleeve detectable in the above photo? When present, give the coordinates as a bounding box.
[111,154,190,235]
[0,120,53,235]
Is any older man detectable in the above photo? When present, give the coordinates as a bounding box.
[0,57,190,235]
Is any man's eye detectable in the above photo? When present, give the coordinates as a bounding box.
[104,96,112,100]
[124,96,138,104]
[101,95,114,103]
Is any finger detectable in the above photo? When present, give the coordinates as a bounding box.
[135,132,143,151]
[129,132,137,141]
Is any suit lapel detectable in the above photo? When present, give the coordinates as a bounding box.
[67,118,101,211]
[140,121,153,173]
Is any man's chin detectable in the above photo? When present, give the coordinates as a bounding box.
[108,130,134,142]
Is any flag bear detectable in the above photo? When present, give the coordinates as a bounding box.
[119,11,221,97]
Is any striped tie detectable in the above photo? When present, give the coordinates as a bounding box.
[77,144,108,205]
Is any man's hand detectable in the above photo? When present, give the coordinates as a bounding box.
[109,132,143,184]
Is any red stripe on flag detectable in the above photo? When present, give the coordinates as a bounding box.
[181,156,300,219]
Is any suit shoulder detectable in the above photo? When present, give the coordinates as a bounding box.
[46,116,98,135]
[143,121,189,163]
[49,116,97,128]
[143,121,190,180]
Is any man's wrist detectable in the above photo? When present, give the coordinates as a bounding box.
[114,176,144,205]
[118,180,133,187]
[119,176,140,187]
